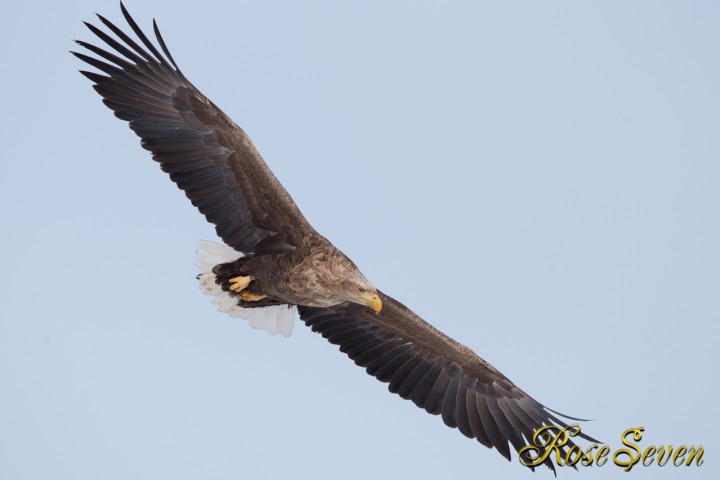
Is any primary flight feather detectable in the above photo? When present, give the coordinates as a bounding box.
[73,3,595,472]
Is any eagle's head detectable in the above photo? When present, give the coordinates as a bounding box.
[335,262,382,314]
[345,275,382,314]
[307,247,382,314]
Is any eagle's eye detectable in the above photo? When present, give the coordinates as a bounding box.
[358,287,365,293]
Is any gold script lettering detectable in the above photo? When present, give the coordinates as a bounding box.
[518,424,577,467]
[613,427,644,472]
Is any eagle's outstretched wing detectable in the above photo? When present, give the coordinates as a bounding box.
[300,292,597,473]
[72,3,314,255]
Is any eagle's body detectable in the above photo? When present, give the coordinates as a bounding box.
[74,3,595,472]
[215,236,367,309]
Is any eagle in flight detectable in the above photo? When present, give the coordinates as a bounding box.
[74,3,595,472]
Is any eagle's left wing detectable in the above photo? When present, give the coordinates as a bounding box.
[72,3,317,255]
[299,292,597,473]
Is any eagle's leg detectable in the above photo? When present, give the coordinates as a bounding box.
[240,290,267,301]
[228,275,251,292]
[228,275,267,301]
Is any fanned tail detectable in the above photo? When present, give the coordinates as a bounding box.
[196,240,296,336]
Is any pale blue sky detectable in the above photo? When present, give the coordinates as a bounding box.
[1,1,718,479]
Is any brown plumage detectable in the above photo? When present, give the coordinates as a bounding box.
[73,3,596,473]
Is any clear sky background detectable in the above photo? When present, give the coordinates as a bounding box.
[1,1,717,479]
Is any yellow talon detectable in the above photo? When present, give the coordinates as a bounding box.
[240,290,267,302]
[229,275,251,291]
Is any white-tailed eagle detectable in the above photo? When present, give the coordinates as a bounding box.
[73,3,596,472]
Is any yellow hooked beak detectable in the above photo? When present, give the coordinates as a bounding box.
[357,292,382,314]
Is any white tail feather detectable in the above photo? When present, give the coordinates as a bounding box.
[196,240,296,337]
